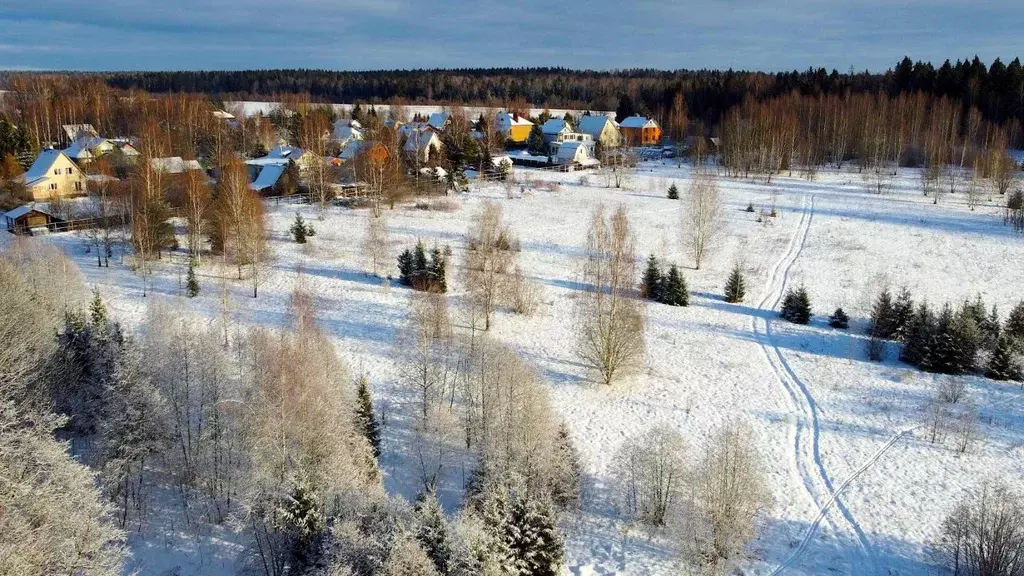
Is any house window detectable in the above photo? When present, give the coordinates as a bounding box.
[67,167,73,175]
[50,183,58,191]
[74,181,83,192]
[54,169,60,175]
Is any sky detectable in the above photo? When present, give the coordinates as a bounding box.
[1,0,1022,72]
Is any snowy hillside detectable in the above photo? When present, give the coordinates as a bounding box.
[33,162,1024,576]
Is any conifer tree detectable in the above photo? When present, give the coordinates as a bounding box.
[186,259,199,298]
[355,375,381,458]
[663,265,689,306]
[868,287,897,339]
[893,286,914,340]
[986,335,1023,382]
[551,422,582,508]
[398,249,414,285]
[506,495,564,576]
[413,242,428,282]
[527,125,546,156]
[723,264,745,303]
[900,302,935,368]
[89,288,108,327]
[415,491,453,574]
[1006,301,1024,350]
[667,183,679,200]
[290,213,312,243]
[980,305,1001,351]
[642,254,662,301]
[780,286,811,324]
[828,307,849,329]
[429,246,447,293]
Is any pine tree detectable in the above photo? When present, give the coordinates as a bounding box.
[415,491,453,574]
[663,265,689,306]
[186,259,199,298]
[355,375,381,458]
[398,249,414,285]
[291,213,309,243]
[868,287,897,339]
[642,254,662,301]
[1006,301,1024,351]
[667,183,679,200]
[829,307,849,329]
[551,422,582,508]
[780,286,811,324]
[900,302,935,368]
[723,264,745,303]
[893,286,914,340]
[89,288,108,327]
[986,335,1023,381]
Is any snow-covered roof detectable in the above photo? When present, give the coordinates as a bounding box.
[495,111,533,131]
[556,141,599,166]
[64,141,95,160]
[62,124,98,141]
[577,115,617,137]
[213,110,235,120]
[4,204,54,220]
[339,140,365,161]
[404,129,441,153]
[619,116,658,129]
[332,120,364,144]
[542,118,572,135]
[266,145,306,160]
[22,149,67,183]
[427,113,450,130]
[250,164,286,191]
[150,156,203,173]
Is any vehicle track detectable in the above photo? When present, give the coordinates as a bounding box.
[751,195,878,576]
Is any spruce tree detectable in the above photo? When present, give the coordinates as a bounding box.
[723,264,745,303]
[278,478,325,571]
[980,305,1001,352]
[667,183,679,200]
[398,249,414,285]
[642,254,662,301]
[506,496,564,576]
[186,259,200,298]
[900,302,935,368]
[986,336,1023,382]
[893,286,914,340]
[527,125,546,156]
[780,286,811,324]
[868,287,896,339]
[355,375,381,458]
[290,213,309,243]
[1006,301,1024,350]
[429,246,447,293]
[413,242,428,284]
[929,304,960,374]
[663,265,689,306]
[415,491,453,574]
[828,308,849,329]
[88,288,108,327]
[551,422,582,509]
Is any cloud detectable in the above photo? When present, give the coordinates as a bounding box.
[1,0,1021,72]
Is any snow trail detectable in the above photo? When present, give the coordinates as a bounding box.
[751,195,878,575]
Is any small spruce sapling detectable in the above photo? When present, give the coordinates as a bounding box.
[663,264,689,306]
[780,286,812,324]
[724,264,745,303]
[89,288,108,326]
[355,375,381,458]
[828,308,849,329]
[667,183,679,200]
[186,259,200,298]
[642,254,663,301]
[290,213,316,243]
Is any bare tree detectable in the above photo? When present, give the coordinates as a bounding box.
[611,425,687,527]
[937,481,1024,576]
[684,170,725,270]
[183,168,212,264]
[363,212,391,277]
[685,422,771,571]
[463,202,518,331]
[576,205,645,386]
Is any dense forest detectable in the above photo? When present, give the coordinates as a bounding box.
[68,57,1024,130]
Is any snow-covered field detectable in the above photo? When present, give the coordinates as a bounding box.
[30,162,1024,575]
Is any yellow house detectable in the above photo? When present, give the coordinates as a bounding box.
[20,150,87,201]
[496,111,534,144]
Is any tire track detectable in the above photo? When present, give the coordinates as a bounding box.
[751,195,878,575]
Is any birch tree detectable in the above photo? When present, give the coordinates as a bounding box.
[684,170,725,270]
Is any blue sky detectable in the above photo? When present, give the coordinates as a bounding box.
[1,0,1022,72]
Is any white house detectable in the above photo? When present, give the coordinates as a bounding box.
[150,156,203,174]
[19,149,87,200]
[556,141,599,167]
[541,118,573,144]
[403,128,443,164]
[331,119,364,148]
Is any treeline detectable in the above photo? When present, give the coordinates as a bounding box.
[2,56,1020,130]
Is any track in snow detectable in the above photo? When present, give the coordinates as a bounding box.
[750,195,877,576]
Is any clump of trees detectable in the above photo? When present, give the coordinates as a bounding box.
[576,205,646,385]
[398,242,448,293]
[641,254,689,306]
[611,422,772,573]
[780,286,812,324]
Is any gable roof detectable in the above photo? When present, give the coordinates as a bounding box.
[150,156,203,173]
[577,115,617,136]
[332,120,364,143]
[62,124,98,141]
[495,111,533,130]
[250,164,286,191]
[23,149,72,185]
[404,129,441,153]
[619,116,658,129]
[541,118,572,135]
[4,204,56,221]
[427,112,450,130]
[64,136,113,160]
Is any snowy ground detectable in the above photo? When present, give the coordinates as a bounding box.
[27,161,1024,575]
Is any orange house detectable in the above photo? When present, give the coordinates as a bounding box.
[619,116,662,146]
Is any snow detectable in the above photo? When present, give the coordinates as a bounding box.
[618,116,657,129]
[35,162,1024,575]
[226,101,615,123]
[249,164,286,191]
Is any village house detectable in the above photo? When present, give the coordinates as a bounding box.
[619,116,662,146]
[541,118,574,145]
[556,141,600,168]
[403,128,443,165]
[577,115,622,149]
[61,123,99,144]
[331,119,364,148]
[150,156,204,174]
[495,111,533,145]
[19,149,87,200]
[427,112,450,132]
